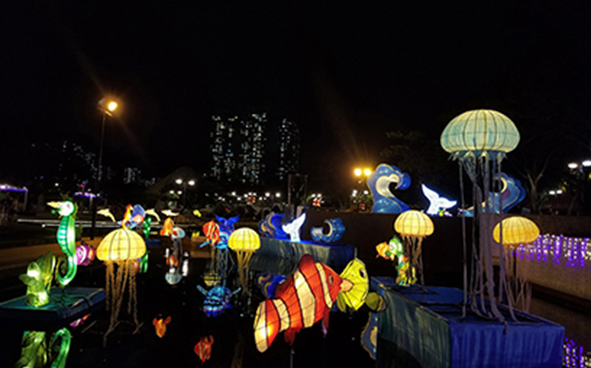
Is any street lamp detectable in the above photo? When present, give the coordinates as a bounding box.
[91,97,118,240]
[175,178,195,207]
[97,98,118,183]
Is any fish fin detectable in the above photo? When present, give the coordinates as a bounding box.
[284,329,297,346]
[164,316,171,324]
[322,308,330,336]
[153,318,158,326]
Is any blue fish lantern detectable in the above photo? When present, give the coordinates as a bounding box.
[215,215,240,248]
[367,164,411,214]
[197,285,240,317]
[258,212,287,239]
[310,218,345,243]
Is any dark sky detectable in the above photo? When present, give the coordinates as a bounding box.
[2,1,591,189]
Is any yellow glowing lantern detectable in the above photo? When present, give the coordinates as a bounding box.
[493,216,540,250]
[394,210,434,238]
[393,210,434,286]
[97,229,146,261]
[493,216,540,312]
[97,228,146,343]
[228,228,261,292]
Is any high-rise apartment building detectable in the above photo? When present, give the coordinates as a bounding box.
[210,112,267,186]
[123,167,141,184]
[276,118,300,182]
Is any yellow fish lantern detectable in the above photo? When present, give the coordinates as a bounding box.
[394,210,434,286]
[493,216,540,251]
[96,228,146,343]
[228,228,261,292]
[337,258,369,313]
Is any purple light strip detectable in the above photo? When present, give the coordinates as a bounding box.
[527,234,591,268]
[73,191,100,199]
[0,184,27,193]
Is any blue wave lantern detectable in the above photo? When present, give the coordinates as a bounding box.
[463,173,526,216]
[310,218,345,243]
[367,164,411,214]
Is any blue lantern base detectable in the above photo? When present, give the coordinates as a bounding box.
[0,287,105,331]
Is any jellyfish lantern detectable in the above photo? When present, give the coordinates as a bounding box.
[493,216,540,311]
[441,109,520,320]
[228,227,261,293]
[96,226,146,343]
[393,210,434,287]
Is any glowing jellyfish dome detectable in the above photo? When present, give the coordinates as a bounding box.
[493,216,540,250]
[440,109,520,161]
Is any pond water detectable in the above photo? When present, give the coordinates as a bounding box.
[1,240,589,367]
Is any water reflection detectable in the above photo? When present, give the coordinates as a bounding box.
[529,297,591,367]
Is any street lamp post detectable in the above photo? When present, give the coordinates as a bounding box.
[353,167,372,210]
[90,98,118,240]
[175,178,195,208]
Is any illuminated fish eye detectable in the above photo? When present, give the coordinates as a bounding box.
[359,269,367,278]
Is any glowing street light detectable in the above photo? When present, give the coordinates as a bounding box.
[175,178,196,207]
[91,97,119,240]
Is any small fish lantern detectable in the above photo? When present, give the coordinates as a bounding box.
[194,335,214,363]
[153,316,172,338]
[75,242,95,266]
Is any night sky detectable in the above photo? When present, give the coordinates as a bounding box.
[2,1,591,191]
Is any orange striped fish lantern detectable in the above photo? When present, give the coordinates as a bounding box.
[253,254,342,352]
[194,335,214,363]
[159,217,175,237]
[202,220,221,247]
[153,316,171,338]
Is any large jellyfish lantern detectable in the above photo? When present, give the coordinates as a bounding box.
[366,164,411,214]
[441,109,520,321]
[96,225,146,344]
